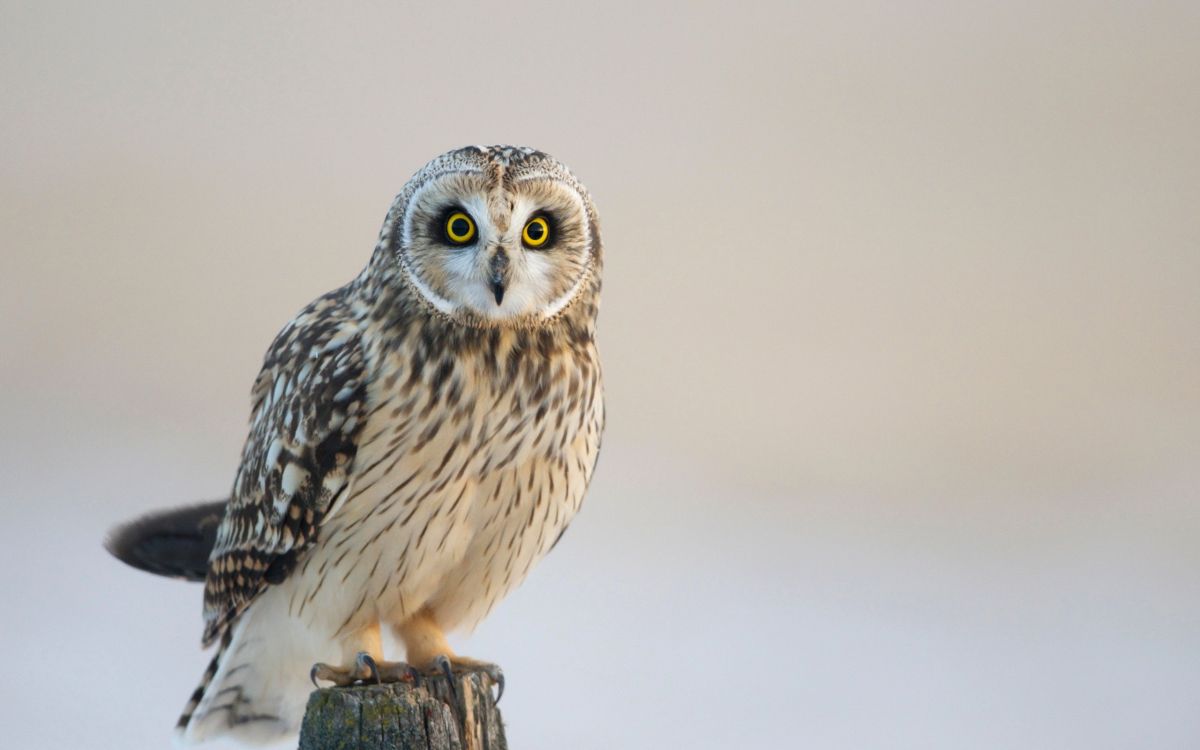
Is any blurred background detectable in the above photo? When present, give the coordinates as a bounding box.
[2,1,1198,748]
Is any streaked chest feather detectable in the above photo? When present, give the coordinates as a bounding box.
[287,326,602,634]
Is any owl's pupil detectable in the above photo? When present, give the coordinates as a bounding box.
[451,218,469,237]
[527,222,544,240]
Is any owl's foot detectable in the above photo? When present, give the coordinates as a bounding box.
[426,654,505,703]
[310,652,421,688]
[393,610,503,701]
[310,651,380,687]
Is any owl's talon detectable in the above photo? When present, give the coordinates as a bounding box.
[310,661,353,687]
[356,652,380,684]
[490,666,505,703]
[434,654,458,700]
[424,655,503,703]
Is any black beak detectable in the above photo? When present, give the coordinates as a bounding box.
[489,250,509,305]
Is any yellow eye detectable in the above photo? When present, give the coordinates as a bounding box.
[522,216,550,248]
[444,211,476,244]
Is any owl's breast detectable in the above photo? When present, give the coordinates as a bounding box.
[302,330,602,634]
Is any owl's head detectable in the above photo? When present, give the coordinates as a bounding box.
[376,146,600,328]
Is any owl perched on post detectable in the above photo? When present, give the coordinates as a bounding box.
[106,146,604,744]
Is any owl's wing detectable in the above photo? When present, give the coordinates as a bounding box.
[201,289,369,646]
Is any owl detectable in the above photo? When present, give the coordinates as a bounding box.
[106,145,604,744]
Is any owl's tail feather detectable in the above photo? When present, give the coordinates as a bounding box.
[104,500,226,582]
[176,589,329,745]
[176,627,232,737]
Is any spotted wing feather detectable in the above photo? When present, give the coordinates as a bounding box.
[202,289,367,646]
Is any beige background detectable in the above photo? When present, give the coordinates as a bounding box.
[2,1,1198,748]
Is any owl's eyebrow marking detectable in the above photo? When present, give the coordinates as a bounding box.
[511,172,563,184]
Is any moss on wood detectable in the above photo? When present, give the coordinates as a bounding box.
[299,671,506,750]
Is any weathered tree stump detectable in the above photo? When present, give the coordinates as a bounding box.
[299,671,506,750]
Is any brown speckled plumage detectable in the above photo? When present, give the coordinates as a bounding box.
[170,146,604,743]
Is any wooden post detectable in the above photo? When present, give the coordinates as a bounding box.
[299,671,506,750]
